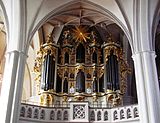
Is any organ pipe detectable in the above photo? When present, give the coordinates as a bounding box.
[41,50,55,91]
[76,69,85,93]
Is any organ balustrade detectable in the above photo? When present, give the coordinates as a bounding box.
[19,103,139,122]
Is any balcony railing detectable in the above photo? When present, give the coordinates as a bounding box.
[19,102,139,123]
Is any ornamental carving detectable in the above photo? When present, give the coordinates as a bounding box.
[73,105,85,119]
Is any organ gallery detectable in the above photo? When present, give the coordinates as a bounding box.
[2,1,160,123]
[34,25,130,107]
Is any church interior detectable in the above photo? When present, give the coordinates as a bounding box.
[0,0,160,123]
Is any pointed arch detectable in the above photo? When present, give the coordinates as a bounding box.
[120,109,125,119]
[63,110,68,120]
[127,108,132,119]
[27,108,32,118]
[97,111,101,121]
[90,110,95,121]
[50,110,55,120]
[40,109,45,120]
[20,107,26,117]
[57,110,62,120]
[133,107,139,118]
[104,111,108,121]
[33,109,39,119]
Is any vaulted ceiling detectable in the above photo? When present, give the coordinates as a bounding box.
[47,1,114,26]
[38,1,124,46]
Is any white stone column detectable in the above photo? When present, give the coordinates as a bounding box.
[0,50,27,123]
[132,51,160,123]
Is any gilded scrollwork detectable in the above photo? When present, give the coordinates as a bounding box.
[33,49,43,94]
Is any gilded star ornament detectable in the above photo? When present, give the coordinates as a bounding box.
[72,26,90,43]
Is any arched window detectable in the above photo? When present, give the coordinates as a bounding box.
[20,107,25,117]
[76,43,85,63]
[113,110,118,120]
[27,108,32,118]
[127,108,132,119]
[133,107,139,118]
[40,110,45,120]
[104,111,108,121]
[33,109,39,119]
[97,111,101,121]
[92,51,97,64]
[64,52,69,64]
[90,111,95,121]
[57,110,62,120]
[63,111,68,120]
[120,109,125,119]
[50,110,55,120]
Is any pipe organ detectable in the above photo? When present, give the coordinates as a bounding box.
[34,26,130,107]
